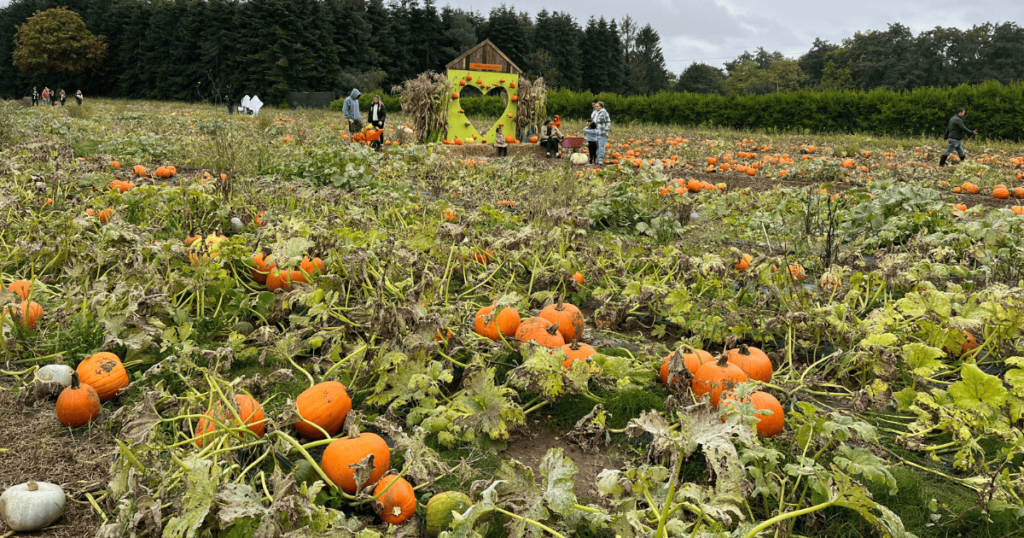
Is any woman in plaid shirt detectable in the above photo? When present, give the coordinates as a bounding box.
[592,101,611,165]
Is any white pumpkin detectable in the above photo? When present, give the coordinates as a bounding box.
[570,153,589,166]
[0,481,66,531]
[36,365,75,387]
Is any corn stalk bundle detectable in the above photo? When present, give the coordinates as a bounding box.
[394,72,450,143]
[515,77,547,138]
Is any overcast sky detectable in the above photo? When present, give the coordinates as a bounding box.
[449,0,1024,74]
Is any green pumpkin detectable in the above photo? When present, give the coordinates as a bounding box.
[426,491,473,537]
[293,460,319,487]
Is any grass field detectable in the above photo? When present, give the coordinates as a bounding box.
[2,98,1024,538]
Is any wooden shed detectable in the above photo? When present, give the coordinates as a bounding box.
[446,40,522,75]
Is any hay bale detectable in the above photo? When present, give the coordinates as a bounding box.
[445,143,545,158]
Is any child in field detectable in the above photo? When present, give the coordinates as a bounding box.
[583,121,601,164]
[494,126,508,157]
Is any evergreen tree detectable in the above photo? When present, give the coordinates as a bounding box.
[480,5,531,73]
[440,8,479,60]
[631,24,669,94]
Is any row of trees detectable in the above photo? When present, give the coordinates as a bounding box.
[1,1,1021,103]
[0,0,671,103]
[682,22,1024,95]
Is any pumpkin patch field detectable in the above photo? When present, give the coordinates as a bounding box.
[4,99,1024,538]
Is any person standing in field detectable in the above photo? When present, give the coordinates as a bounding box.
[42,87,49,105]
[31,87,39,106]
[59,90,66,106]
[939,107,977,167]
[368,95,386,148]
[583,121,601,164]
[225,94,233,115]
[76,90,83,105]
[343,89,362,141]
[593,101,611,165]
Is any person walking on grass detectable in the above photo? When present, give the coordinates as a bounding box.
[31,87,39,106]
[343,89,362,142]
[539,119,564,158]
[368,95,386,149]
[494,125,508,157]
[939,107,977,167]
[59,90,66,106]
[593,101,611,165]
[76,90,83,106]
[583,121,601,165]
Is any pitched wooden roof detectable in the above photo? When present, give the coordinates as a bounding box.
[446,39,522,75]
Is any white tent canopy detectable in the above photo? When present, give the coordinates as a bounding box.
[239,95,263,116]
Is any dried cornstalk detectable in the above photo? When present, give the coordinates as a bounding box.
[393,72,451,143]
[515,77,547,137]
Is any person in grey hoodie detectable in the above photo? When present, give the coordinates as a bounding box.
[939,107,977,167]
[343,89,362,135]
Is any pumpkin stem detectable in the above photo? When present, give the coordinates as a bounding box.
[546,323,560,336]
[716,353,731,367]
[346,422,361,439]
[556,292,565,311]
[70,371,80,390]
[27,480,38,491]
[739,344,750,356]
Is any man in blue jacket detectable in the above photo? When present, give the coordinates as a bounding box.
[343,89,362,139]
[939,108,977,167]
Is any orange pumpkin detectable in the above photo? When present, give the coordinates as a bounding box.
[561,341,596,368]
[529,136,539,143]
[721,390,785,437]
[692,354,749,407]
[572,272,583,285]
[56,372,102,428]
[251,252,276,284]
[194,394,266,447]
[373,475,416,525]
[76,352,129,402]
[474,304,521,341]
[734,254,752,271]
[538,295,585,343]
[8,280,32,302]
[294,381,351,439]
[6,301,43,330]
[726,345,773,383]
[322,431,391,494]
[1012,187,1024,199]
[993,186,1010,199]
[660,346,713,384]
[514,317,565,348]
[300,256,325,276]
[960,330,979,355]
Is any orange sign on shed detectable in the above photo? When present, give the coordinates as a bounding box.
[469,63,502,71]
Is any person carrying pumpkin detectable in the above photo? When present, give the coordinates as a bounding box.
[582,121,601,165]
[368,95,386,149]
[593,101,611,165]
[343,89,362,139]
[539,120,564,159]
[494,125,509,157]
[939,107,977,167]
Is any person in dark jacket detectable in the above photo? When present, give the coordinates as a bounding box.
[939,108,977,167]
[368,95,386,149]
[31,87,39,106]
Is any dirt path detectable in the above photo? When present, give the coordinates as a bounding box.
[0,387,110,538]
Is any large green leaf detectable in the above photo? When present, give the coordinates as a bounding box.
[949,363,1007,410]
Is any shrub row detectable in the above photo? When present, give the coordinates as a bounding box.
[543,81,1024,141]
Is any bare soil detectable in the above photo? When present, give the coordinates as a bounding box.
[501,422,622,505]
[0,386,111,538]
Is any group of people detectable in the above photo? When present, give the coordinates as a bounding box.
[31,87,83,107]
[507,99,612,164]
[342,89,388,150]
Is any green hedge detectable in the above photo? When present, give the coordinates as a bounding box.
[544,81,1024,141]
[329,91,402,114]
